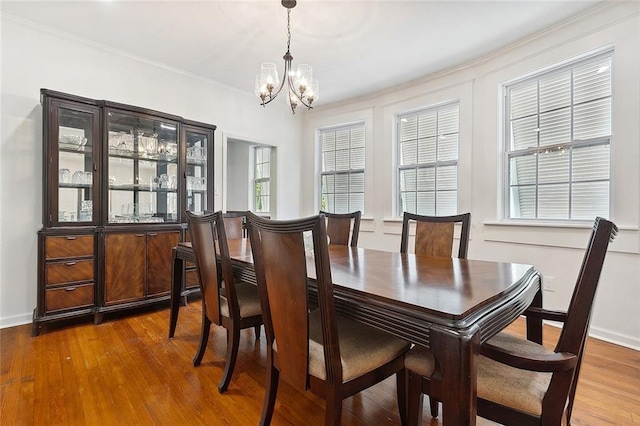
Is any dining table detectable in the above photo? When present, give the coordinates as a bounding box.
[168,239,542,426]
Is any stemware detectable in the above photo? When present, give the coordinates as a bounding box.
[59,168,70,183]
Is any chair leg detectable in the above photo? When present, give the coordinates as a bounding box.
[324,388,343,426]
[192,314,212,366]
[407,371,424,426]
[218,324,241,393]
[259,364,279,426]
[429,398,439,418]
[254,324,261,339]
[396,371,408,426]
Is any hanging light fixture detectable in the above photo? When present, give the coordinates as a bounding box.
[255,0,319,114]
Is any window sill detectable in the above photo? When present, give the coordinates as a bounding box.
[484,220,594,230]
[483,220,638,254]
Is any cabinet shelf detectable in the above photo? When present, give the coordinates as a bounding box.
[110,216,168,224]
[109,184,178,193]
[60,143,93,154]
[108,148,178,163]
[186,158,206,166]
[60,183,93,189]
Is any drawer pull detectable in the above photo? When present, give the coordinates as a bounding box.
[65,261,78,266]
[66,236,77,240]
[135,234,145,237]
[148,233,158,236]
[65,287,77,291]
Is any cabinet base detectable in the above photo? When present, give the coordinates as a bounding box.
[32,307,96,336]
[32,296,173,336]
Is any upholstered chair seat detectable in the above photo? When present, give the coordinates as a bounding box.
[403,346,435,377]
[307,310,410,382]
[220,281,262,318]
[477,333,553,416]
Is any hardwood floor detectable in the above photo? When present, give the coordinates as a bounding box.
[2,302,639,425]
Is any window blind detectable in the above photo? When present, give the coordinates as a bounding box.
[506,52,611,220]
[254,146,270,213]
[320,124,365,214]
[398,102,459,216]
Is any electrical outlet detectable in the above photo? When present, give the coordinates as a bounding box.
[543,276,555,292]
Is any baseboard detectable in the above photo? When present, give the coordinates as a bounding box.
[589,326,640,351]
[0,313,33,330]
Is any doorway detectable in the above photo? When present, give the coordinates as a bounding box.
[226,138,277,218]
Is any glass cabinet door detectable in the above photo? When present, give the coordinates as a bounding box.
[53,101,100,226]
[184,126,212,216]
[106,110,179,224]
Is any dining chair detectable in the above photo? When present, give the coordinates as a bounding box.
[185,210,263,393]
[400,212,471,258]
[246,212,410,426]
[404,216,618,425]
[319,210,362,247]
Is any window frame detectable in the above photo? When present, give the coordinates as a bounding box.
[253,146,271,214]
[503,51,612,222]
[319,122,366,214]
[396,101,460,217]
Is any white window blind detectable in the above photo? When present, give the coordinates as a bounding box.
[398,102,459,216]
[320,123,365,214]
[506,52,611,220]
[254,146,270,213]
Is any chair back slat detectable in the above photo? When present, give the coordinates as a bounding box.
[186,211,221,324]
[261,230,310,389]
[223,211,246,240]
[327,217,352,246]
[415,221,455,257]
[320,210,362,247]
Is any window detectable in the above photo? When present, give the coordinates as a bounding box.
[398,102,459,216]
[505,53,611,220]
[254,146,270,213]
[320,123,365,214]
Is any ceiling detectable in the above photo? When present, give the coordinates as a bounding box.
[2,0,604,106]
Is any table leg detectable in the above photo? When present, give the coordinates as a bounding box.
[527,286,544,344]
[430,324,480,426]
[168,248,183,339]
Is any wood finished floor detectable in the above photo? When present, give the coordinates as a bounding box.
[2,301,639,425]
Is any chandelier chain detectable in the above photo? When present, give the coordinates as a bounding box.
[287,9,291,52]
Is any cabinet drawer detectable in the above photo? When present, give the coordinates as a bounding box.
[46,235,94,259]
[45,283,94,312]
[46,260,94,286]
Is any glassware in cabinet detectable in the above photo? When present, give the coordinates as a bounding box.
[105,110,179,224]
[183,122,215,216]
[49,99,100,227]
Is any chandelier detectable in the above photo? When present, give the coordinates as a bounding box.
[255,0,319,114]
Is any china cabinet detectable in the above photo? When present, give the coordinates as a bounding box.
[33,89,215,335]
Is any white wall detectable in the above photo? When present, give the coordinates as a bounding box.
[0,15,303,327]
[302,3,640,349]
[226,140,253,211]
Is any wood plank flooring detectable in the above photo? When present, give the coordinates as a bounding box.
[2,302,639,425]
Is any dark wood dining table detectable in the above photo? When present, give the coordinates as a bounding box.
[168,239,542,425]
